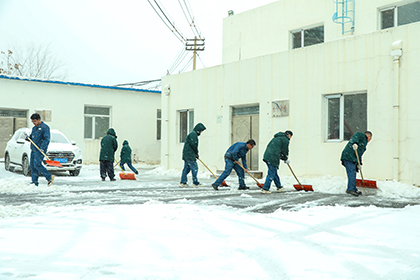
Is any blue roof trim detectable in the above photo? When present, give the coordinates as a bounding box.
[0,75,161,94]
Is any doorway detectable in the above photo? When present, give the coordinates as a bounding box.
[231,105,259,171]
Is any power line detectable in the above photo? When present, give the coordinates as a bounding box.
[178,0,201,39]
[147,0,186,43]
[113,79,161,87]
[183,0,202,38]
[196,52,206,68]
[179,55,194,73]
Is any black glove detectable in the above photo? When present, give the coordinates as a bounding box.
[195,154,199,159]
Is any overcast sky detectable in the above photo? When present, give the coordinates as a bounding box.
[0,0,277,87]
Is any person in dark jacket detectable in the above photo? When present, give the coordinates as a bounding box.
[27,113,54,187]
[212,139,256,191]
[99,128,118,181]
[261,131,293,194]
[120,140,138,174]
[340,131,372,196]
[180,123,206,187]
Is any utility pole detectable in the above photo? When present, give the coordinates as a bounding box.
[185,37,205,70]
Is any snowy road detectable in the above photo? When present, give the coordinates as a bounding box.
[0,164,418,213]
[1,163,420,279]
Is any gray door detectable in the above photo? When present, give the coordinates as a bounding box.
[0,117,14,156]
[232,106,259,170]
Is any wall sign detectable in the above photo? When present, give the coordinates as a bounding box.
[272,100,289,117]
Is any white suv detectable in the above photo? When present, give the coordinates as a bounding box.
[4,128,83,176]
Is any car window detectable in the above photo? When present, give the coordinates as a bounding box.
[18,131,26,140]
[51,132,71,144]
[13,131,23,141]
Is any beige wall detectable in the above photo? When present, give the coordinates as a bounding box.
[1,78,161,164]
[222,0,410,64]
[162,22,420,186]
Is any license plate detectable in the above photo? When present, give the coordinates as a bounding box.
[54,158,68,163]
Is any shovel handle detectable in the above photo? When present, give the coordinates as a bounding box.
[197,157,218,178]
[26,136,51,160]
[287,163,302,188]
[235,160,261,185]
[354,149,365,185]
[115,159,126,175]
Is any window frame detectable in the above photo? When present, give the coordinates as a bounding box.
[324,92,367,142]
[325,94,343,142]
[157,109,161,141]
[178,109,194,144]
[290,24,324,50]
[379,1,420,30]
[84,105,111,140]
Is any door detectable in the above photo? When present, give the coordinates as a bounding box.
[0,117,14,156]
[231,106,259,170]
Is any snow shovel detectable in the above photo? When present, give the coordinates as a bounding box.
[354,149,377,189]
[197,157,229,186]
[235,160,264,188]
[26,136,63,167]
[287,163,313,192]
[114,159,136,180]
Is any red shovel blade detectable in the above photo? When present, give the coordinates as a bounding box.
[221,181,229,187]
[356,179,377,189]
[119,173,136,180]
[46,160,63,167]
[257,183,264,188]
[294,184,314,192]
[293,184,303,191]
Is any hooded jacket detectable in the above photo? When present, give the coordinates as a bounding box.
[263,132,290,169]
[99,128,118,161]
[120,140,132,163]
[182,123,206,161]
[340,131,368,165]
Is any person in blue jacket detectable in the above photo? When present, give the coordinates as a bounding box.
[340,131,372,196]
[212,139,256,191]
[27,113,54,187]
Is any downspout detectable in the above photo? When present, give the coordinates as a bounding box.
[163,84,171,168]
[391,41,402,181]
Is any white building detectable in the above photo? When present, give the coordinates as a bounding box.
[0,75,161,165]
[161,0,420,186]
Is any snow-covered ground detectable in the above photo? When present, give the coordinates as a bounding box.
[1,163,420,279]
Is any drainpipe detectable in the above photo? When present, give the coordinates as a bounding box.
[391,41,402,181]
[163,84,171,168]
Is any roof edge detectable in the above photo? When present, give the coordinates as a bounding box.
[0,75,161,94]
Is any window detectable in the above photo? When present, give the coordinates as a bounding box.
[179,109,194,143]
[380,1,420,29]
[291,25,324,49]
[84,106,110,139]
[325,93,367,141]
[157,109,161,140]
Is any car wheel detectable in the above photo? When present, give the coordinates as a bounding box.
[4,153,10,171]
[22,155,31,176]
[69,169,80,176]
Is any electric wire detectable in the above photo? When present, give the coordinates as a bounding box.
[183,0,202,38]
[178,0,200,38]
[179,55,194,73]
[147,0,186,43]
[197,52,206,68]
